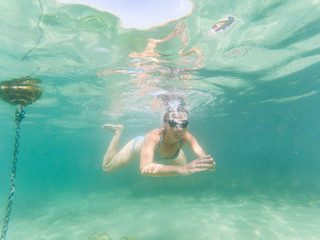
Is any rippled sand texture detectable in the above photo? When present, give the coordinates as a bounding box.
[7,192,320,240]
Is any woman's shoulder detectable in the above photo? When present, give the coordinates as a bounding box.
[143,129,163,147]
[182,131,194,142]
[147,128,163,136]
[146,128,163,141]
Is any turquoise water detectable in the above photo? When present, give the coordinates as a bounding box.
[1,0,320,239]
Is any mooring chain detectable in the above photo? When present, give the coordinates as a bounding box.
[1,106,25,240]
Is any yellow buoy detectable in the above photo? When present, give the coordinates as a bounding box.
[0,77,42,106]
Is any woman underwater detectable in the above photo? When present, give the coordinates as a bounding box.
[102,103,215,177]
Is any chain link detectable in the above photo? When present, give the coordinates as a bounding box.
[1,105,25,240]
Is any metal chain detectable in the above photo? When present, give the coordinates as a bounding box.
[1,105,25,240]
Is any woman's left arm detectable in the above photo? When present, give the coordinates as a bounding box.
[184,132,215,170]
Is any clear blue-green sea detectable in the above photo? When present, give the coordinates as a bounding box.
[1,0,320,239]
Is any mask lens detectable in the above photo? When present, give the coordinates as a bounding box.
[168,120,188,128]
[168,120,178,128]
[181,120,188,128]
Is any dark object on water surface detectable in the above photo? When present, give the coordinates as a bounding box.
[212,16,235,32]
[0,77,42,106]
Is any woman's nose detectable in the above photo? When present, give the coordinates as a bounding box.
[175,126,182,131]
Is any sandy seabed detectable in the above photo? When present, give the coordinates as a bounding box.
[4,191,320,240]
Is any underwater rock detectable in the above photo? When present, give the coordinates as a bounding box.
[119,237,137,240]
[88,231,112,240]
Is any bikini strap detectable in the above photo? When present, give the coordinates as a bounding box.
[155,130,166,152]
[160,130,166,144]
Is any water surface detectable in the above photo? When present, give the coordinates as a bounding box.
[0,0,320,239]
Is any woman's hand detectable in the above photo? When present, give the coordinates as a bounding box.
[181,155,215,175]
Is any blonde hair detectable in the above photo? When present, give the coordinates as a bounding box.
[158,95,189,125]
[164,106,188,120]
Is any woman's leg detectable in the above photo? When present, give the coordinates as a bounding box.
[102,124,135,173]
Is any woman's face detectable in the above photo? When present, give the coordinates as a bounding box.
[165,111,189,140]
